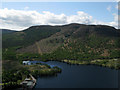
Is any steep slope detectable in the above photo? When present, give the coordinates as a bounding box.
[2,24,120,60]
[16,24,120,56]
[16,31,65,54]
[50,24,120,60]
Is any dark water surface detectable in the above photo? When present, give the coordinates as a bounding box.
[33,61,118,88]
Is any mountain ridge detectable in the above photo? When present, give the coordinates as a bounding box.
[2,23,120,61]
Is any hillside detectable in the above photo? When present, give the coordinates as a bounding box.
[2,26,61,48]
[15,24,120,56]
[2,24,120,69]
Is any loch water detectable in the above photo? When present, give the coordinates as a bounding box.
[31,61,118,88]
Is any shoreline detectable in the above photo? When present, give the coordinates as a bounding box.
[27,58,120,70]
[61,59,120,70]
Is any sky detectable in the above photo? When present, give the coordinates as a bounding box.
[0,2,119,31]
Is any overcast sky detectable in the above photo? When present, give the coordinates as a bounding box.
[0,2,118,31]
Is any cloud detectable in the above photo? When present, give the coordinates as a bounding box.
[0,8,118,31]
[107,5,112,12]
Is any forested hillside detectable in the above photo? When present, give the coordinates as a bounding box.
[2,23,120,69]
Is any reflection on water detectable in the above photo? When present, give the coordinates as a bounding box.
[23,60,58,68]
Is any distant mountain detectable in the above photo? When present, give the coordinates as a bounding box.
[2,23,120,60]
[1,29,17,34]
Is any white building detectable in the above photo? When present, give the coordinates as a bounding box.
[23,61,31,65]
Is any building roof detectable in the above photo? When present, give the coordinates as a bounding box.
[27,81,34,86]
[23,61,30,64]
[25,78,31,81]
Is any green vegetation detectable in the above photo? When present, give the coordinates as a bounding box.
[3,26,61,48]
[2,24,120,89]
[2,24,120,69]
[2,61,61,90]
[2,68,28,89]
[31,65,61,77]
[62,59,120,69]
